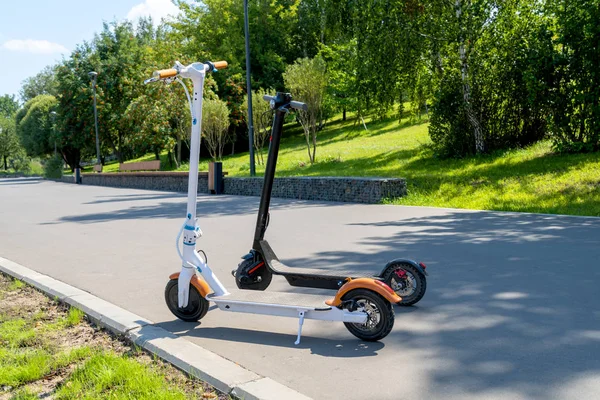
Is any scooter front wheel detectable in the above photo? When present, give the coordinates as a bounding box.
[342,289,394,341]
[235,259,272,291]
[164,279,209,322]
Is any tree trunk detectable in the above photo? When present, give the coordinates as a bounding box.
[3,155,7,170]
[457,0,484,154]
[343,108,347,121]
[311,128,317,164]
[176,135,182,168]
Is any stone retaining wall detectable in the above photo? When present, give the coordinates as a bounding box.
[224,176,406,203]
[66,172,405,204]
[80,172,208,193]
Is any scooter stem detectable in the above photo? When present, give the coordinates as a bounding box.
[252,94,290,249]
[177,63,228,302]
[186,74,203,222]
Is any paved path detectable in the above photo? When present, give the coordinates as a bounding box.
[1,177,600,400]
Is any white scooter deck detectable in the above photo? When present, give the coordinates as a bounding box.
[208,290,367,344]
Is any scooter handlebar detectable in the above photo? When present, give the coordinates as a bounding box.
[153,68,178,79]
[262,95,308,111]
[290,101,308,111]
[212,61,228,70]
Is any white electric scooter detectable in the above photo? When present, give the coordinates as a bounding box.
[146,61,401,344]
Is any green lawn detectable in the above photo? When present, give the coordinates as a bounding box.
[93,110,600,217]
[0,160,43,177]
[0,273,222,399]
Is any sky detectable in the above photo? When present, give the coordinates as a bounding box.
[0,0,182,101]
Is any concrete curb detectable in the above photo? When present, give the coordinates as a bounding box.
[0,257,312,400]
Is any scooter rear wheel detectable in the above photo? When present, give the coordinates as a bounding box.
[342,289,394,341]
[382,262,427,306]
[164,279,209,322]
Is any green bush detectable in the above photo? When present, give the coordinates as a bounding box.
[43,155,63,179]
[428,72,473,158]
[10,151,32,173]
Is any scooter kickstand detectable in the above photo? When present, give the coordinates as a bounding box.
[295,311,305,345]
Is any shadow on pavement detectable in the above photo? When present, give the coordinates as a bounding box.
[278,210,600,398]
[46,194,341,224]
[156,320,385,358]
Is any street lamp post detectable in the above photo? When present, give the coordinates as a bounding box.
[49,111,57,155]
[244,0,256,176]
[88,71,101,167]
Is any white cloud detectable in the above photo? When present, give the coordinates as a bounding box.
[127,0,181,23]
[2,39,68,55]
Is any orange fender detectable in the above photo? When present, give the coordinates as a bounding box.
[169,272,212,298]
[325,278,401,306]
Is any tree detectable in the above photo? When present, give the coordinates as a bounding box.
[202,98,231,161]
[0,94,19,117]
[549,0,600,152]
[55,43,97,171]
[19,65,59,103]
[319,40,357,121]
[241,88,274,164]
[124,82,190,166]
[0,116,20,170]
[283,56,328,164]
[90,20,150,162]
[16,95,57,158]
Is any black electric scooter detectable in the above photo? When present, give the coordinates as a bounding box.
[234,92,428,306]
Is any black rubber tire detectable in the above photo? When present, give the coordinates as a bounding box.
[164,279,209,322]
[342,289,395,341]
[382,262,427,306]
[235,259,273,291]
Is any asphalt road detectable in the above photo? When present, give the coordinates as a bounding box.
[2,177,600,400]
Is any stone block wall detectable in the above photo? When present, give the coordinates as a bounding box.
[224,176,406,203]
[80,172,208,193]
[63,173,406,204]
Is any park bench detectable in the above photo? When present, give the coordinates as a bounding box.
[119,160,161,172]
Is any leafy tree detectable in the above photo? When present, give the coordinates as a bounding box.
[124,82,191,166]
[90,20,150,162]
[241,87,274,164]
[55,43,98,171]
[16,95,57,158]
[174,0,305,90]
[20,65,59,103]
[202,98,231,161]
[0,115,21,170]
[427,0,554,156]
[283,56,328,164]
[549,0,600,152]
[319,40,357,121]
[0,94,19,117]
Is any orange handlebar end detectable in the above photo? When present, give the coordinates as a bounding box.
[213,61,228,70]
[153,68,177,79]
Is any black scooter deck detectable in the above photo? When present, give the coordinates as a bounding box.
[259,240,376,289]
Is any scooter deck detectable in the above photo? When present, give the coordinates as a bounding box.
[259,240,364,279]
[209,290,332,310]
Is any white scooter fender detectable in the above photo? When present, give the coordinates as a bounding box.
[177,264,196,308]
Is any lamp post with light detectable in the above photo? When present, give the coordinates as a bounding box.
[88,71,101,166]
[49,111,57,155]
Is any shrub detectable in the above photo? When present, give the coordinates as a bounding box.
[43,154,63,179]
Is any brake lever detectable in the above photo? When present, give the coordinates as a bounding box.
[144,77,159,85]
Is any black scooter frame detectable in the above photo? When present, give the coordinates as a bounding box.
[241,92,427,291]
